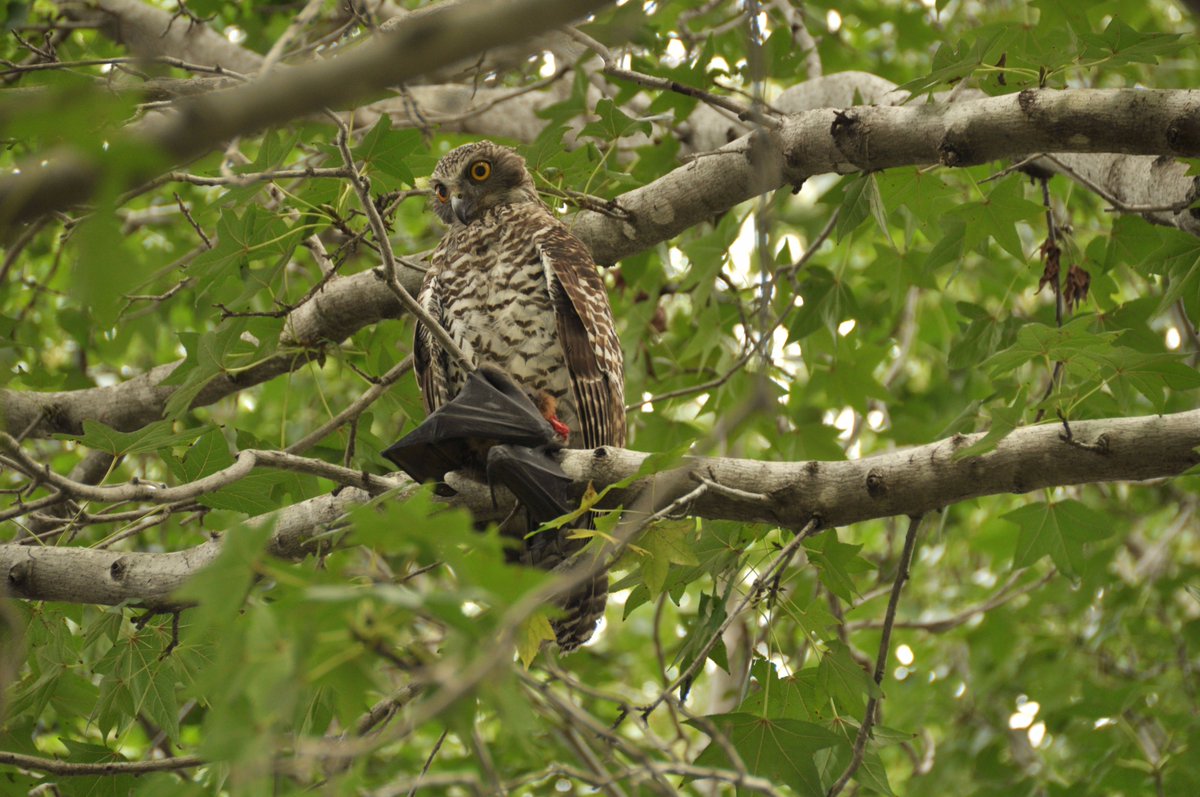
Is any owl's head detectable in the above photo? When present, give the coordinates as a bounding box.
[428,140,539,227]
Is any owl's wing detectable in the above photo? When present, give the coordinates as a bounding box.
[412,270,452,414]
[538,222,626,449]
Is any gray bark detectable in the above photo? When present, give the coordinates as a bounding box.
[4,409,1197,606]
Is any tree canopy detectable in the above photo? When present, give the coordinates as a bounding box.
[1,1,1199,795]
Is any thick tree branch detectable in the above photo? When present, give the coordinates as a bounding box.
[0,480,380,605]
[3,409,1196,606]
[0,0,612,228]
[575,88,1200,264]
[0,262,421,437]
[55,0,265,74]
[8,84,1200,438]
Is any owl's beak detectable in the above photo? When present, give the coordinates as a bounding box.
[451,196,472,225]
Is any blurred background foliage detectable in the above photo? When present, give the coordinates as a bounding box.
[1,0,1199,795]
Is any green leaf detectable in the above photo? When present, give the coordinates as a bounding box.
[580,97,652,142]
[836,174,873,241]
[167,428,232,482]
[56,419,210,457]
[788,266,860,340]
[1077,19,1186,67]
[954,385,1029,459]
[738,659,824,721]
[516,612,556,668]
[943,177,1043,261]
[985,316,1119,376]
[948,302,1019,371]
[925,217,967,273]
[817,640,879,712]
[1094,348,1200,413]
[778,590,841,641]
[805,533,873,602]
[176,519,275,641]
[1003,499,1116,577]
[352,116,420,191]
[855,749,898,796]
[640,519,700,596]
[71,209,150,328]
[188,206,302,308]
[690,712,840,796]
[615,520,758,616]
[56,740,138,797]
[161,319,251,419]
[875,168,959,231]
[894,39,984,96]
[1143,229,1200,314]
[672,589,730,675]
[93,622,182,745]
[201,470,291,515]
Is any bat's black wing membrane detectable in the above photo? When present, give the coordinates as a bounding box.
[383,366,560,484]
[486,443,575,530]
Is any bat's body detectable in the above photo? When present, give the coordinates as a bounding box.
[383,366,575,528]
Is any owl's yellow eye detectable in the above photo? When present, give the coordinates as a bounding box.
[468,160,492,182]
[433,183,449,203]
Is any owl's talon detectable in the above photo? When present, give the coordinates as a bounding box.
[533,389,570,443]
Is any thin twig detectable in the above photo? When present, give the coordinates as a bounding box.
[1034,176,1064,422]
[0,216,48,284]
[0,55,249,79]
[259,0,325,73]
[827,514,923,797]
[407,66,573,128]
[1038,153,1199,214]
[632,207,834,412]
[846,569,1055,632]
[564,26,779,128]
[328,114,471,369]
[0,433,400,504]
[296,470,711,762]
[406,728,449,797]
[172,192,212,249]
[520,672,680,796]
[0,750,203,775]
[288,356,413,455]
[636,519,820,721]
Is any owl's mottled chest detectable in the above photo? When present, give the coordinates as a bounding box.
[427,205,573,413]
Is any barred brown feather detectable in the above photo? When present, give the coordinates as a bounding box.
[413,141,625,651]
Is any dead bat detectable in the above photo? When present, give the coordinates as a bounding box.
[382,366,575,525]
[486,442,575,531]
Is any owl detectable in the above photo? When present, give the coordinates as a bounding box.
[413,140,626,651]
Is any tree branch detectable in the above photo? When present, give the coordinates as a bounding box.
[0,749,203,776]
[53,0,264,75]
[0,261,421,438]
[3,409,1196,606]
[0,432,398,504]
[575,87,1200,263]
[828,513,921,797]
[0,0,612,228]
[6,82,1200,439]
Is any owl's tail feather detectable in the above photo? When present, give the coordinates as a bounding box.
[552,570,608,652]
[518,504,608,652]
